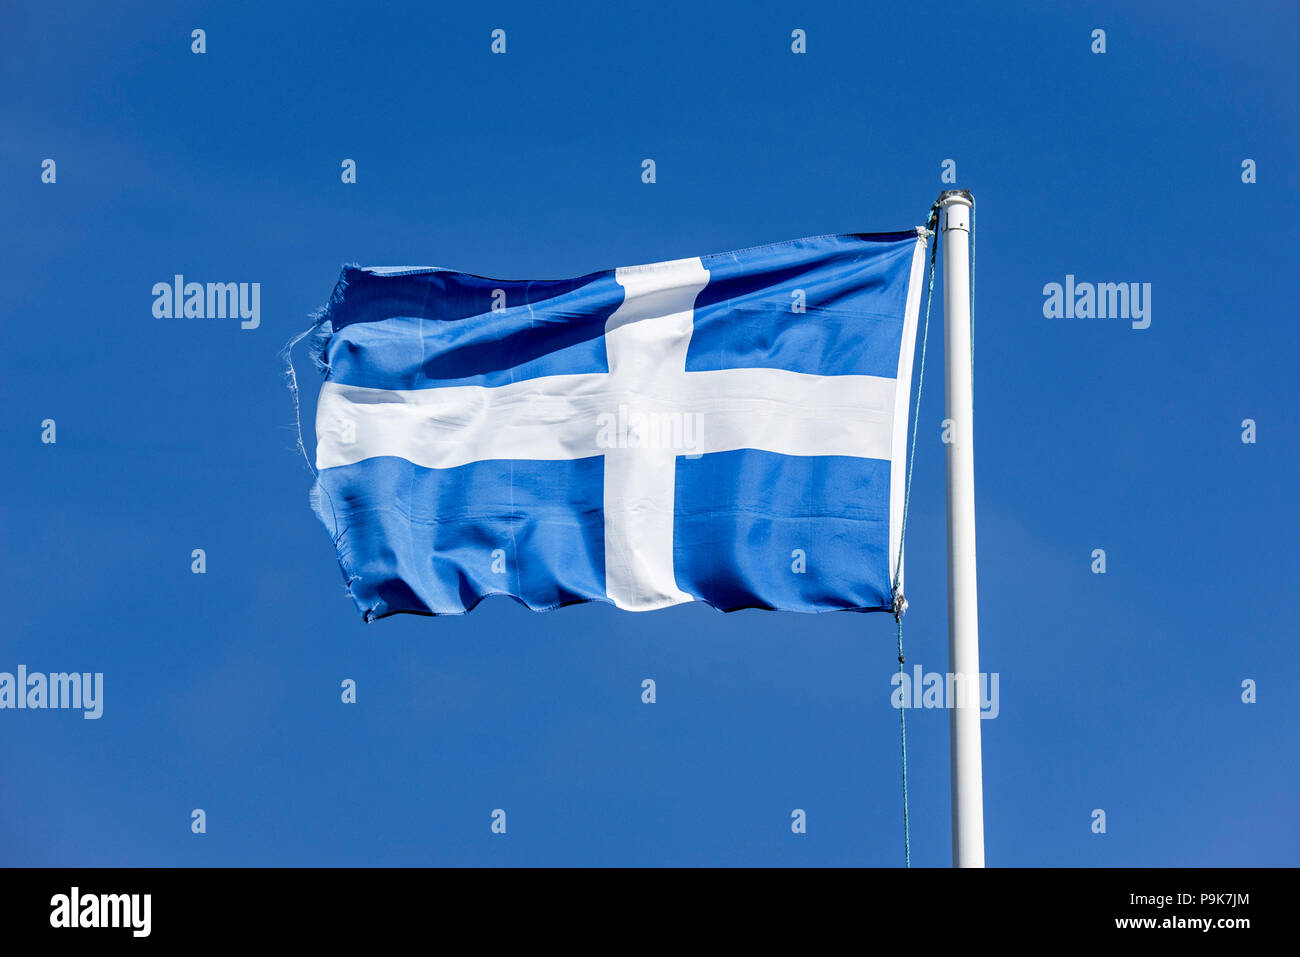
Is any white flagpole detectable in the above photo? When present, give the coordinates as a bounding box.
[939,189,985,867]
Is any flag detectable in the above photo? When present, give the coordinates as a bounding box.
[307,230,929,620]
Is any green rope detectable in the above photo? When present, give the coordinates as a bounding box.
[896,619,911,868]
[890,202,941,869]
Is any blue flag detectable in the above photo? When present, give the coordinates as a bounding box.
[307,230,929,620]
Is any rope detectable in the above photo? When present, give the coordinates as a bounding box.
[889,201,941,868]
[896,619,911,868]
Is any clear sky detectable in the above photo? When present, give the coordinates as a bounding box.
[2,0,1296,866]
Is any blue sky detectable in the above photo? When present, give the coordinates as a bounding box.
[1,0,1296,866]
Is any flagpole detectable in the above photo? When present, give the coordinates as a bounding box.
[939,189,985,867]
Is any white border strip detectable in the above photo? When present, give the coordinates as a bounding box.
[887,231,931,601]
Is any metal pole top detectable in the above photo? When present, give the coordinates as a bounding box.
[937,189,973,208]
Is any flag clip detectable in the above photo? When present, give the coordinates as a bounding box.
[892,591,908,621]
